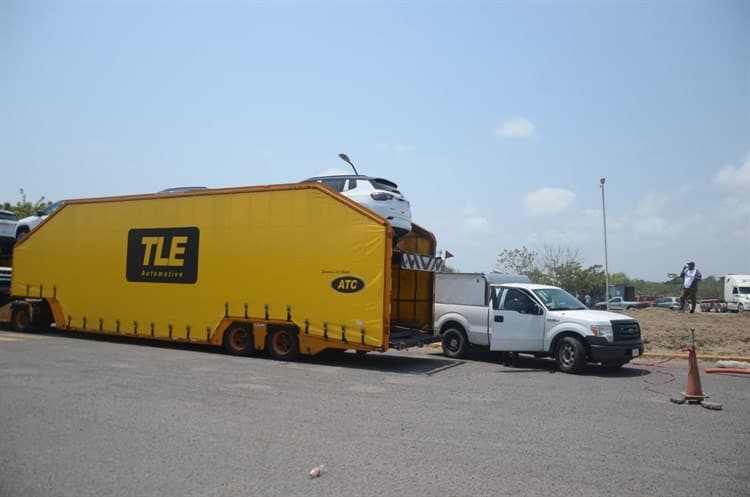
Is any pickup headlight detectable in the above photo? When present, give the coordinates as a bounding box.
[591,324,614,342]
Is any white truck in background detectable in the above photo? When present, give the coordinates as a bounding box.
[700,274,750,313]
[434,273,643,373]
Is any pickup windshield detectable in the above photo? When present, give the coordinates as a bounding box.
[532,288,587,311]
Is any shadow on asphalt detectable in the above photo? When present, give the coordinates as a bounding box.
[423,347,646,378]
[4,326,646,378]
[304,351,464,375]
[2,326,462,376]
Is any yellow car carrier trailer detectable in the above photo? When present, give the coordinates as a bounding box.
[0,183,443,360]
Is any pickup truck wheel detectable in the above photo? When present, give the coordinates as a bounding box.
[266,328,300,361]
[739,304,745,313]
[441,327,469,359]
[555,337,586,373]
[223,324,254,356]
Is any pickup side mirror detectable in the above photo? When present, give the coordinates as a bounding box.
[534,304,544,316]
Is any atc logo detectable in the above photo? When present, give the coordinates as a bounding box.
[126,227,199,283]
[331,276,365,294]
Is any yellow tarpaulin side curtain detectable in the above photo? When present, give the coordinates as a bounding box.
[11,185,391,347]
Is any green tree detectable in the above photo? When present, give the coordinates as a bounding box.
[495,244,606,299]
[495,246,537,275]
[2,189,50,219]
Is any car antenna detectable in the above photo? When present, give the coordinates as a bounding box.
[338,153,359,175]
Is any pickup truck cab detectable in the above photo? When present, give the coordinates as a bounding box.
[434,274,643,373]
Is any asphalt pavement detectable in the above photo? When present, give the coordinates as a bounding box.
[1,328,748,497]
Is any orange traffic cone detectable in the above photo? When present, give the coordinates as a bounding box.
[682,345,705,401]
[670,329,722,410]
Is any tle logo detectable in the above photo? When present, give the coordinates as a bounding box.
[331,276,365,294]
[126,227,199,284]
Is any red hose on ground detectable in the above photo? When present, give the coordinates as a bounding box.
[705,368,750,375]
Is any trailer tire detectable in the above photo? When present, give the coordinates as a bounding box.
[266,327,300,361]
[555,336,586,373]
[11,305,31,333]
[441,326,469,359]
[223,324,254,356]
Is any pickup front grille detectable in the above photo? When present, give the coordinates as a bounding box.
[611,319,641,341]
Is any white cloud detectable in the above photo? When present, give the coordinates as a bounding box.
[524,188,576,216]
[714,154,750,190]
[527,229,589,246]
[496,118,536,138]
[722,195,750,219]
[462,203,489,233]
[636,193,667,216]
[632,216,689,246]
[713,154,750,227]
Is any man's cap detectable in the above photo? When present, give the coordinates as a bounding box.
[688,261,695,266]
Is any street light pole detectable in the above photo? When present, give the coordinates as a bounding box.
[338,153,359,175]
[600,178,610,312]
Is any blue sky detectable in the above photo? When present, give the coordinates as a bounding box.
[2,0,748,281]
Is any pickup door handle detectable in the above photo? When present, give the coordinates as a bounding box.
[494,315,504,323]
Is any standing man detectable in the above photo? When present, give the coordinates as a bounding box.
[679,261,702,313]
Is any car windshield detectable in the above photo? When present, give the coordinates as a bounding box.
[369,178,401,194]
[532,288,587,311]
[0,211,16,221]
[42,201,65,216]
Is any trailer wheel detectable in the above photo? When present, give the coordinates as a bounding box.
[441,327,469,359]
[223,324,254,356]
[555,336,586,373]
[11,305,31,333]
[266,328,300,361]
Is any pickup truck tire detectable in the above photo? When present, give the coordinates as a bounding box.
[441,327,469,359]
[555,336,586,373]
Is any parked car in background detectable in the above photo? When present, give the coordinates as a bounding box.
[636,295,655,307]
[655,296,681,310]
[302,174,412,238]
[0,210,18,253]
[15,200,66,239]
[593,296,649,310]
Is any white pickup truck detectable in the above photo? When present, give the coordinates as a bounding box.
[434,273,643,373]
